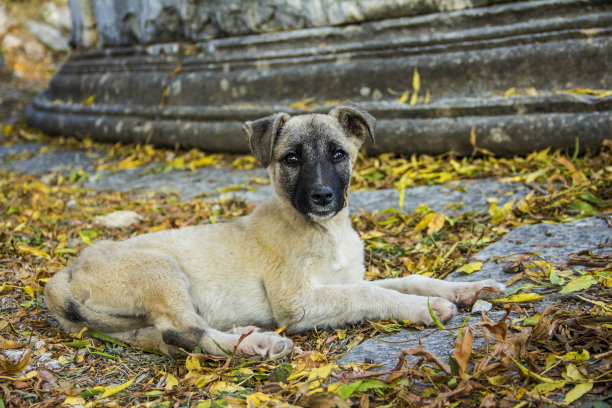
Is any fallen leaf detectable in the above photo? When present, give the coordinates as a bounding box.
[559,275,597,294]
[457,261,483,274]
[492,293,543,303]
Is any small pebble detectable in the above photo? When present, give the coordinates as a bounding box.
[471,299,492,314]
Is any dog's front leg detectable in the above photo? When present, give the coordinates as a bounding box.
[370,275,506,305]
[275,282,457,332]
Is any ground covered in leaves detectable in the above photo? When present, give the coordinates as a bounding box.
[1,111,611,407]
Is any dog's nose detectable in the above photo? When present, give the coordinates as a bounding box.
[311,187,334,206]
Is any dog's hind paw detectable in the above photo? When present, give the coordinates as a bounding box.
[238,331,293,360]
[427,297,457,324]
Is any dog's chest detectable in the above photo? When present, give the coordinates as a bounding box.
[312,226,364,285]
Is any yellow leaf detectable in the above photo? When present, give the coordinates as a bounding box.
[396,90,410,104]
[469,126,477,147]
[233,367,254,377]
[2,124,12,136]
[426,213,446,235]
[398,186,406,210]
[195,374,218,388]
[62,396,86,406]
[561,350,589,361]
[23,286,35,298]
[413,212,435,232]
[457,261,483,274]
[492,293,543,303]
[78,231,93,246]
[424,89,431,104]
[188,155,217,171]
[289,97,317,110]
[100,376,136,398]
[307,363,336,382]
[216,185,245,193]
[335,329,346,340]
[209,381,244,397]
[164,372,179,391]
[17,244,51,260]
[564,381,593,404]
[186,355,201,372]
[245,392,273,407]
[533,381,565,393]
[502,87,516,97]
[412,68,421,92]
[56,233,67,249]
[409,90,418,106]
[564,363,587,382]
[83,95,95,105]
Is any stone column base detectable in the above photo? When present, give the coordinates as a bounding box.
[27,0,612,155]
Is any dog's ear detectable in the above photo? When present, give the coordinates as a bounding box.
[243,113,291,168]
[329,103,376,144]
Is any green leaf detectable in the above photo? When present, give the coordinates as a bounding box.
[448,356,460,377]
[523,314,541,327]
[336,379,389,399]
[88,330,128,347]
[506,283,534,295]
[268,362,292,383]
[90,351,120,359]
[549,270,564,286]
[570,199,599,216]
[428,297,446,329]
[79,388,104,399]
[559,275,597,294]
[65,340,91,348]
[579,192,610,208]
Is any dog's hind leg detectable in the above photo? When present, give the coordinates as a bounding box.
[45,244,292,359]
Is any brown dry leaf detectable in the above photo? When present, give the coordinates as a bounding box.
[453,327,474,379]
[0,337,26,350]
[0,349,31,374]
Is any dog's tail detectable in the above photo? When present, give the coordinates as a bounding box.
[45,264,147,333]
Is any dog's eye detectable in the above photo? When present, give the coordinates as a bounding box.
[333,150,346,161]
[284,153,299,165]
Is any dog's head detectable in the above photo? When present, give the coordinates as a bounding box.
[243,104,375,221]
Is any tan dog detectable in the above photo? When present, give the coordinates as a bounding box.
[45,104,505,359]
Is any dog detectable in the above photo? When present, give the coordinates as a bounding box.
[45,104,505,359]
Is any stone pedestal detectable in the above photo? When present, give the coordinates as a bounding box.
[27,0,612,155]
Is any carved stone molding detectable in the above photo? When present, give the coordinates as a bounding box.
[28,0,612,155]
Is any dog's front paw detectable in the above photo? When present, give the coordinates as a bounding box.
[451,279,506,305]
[238,331,293,360]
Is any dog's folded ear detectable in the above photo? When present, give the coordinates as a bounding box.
[329,103,376,144]
[243,113,291,168]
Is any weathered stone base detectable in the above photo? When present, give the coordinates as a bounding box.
[27,0,612,155]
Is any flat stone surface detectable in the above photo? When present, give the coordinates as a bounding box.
[87,166,269,199]
[0,142,43,160]
[339,216,611,370]
[350,179,529,215]
[2,150,95,174]
[448,216,612,284]
[339,311,508,370]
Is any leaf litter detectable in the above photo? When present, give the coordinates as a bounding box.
[0,122,611,407]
